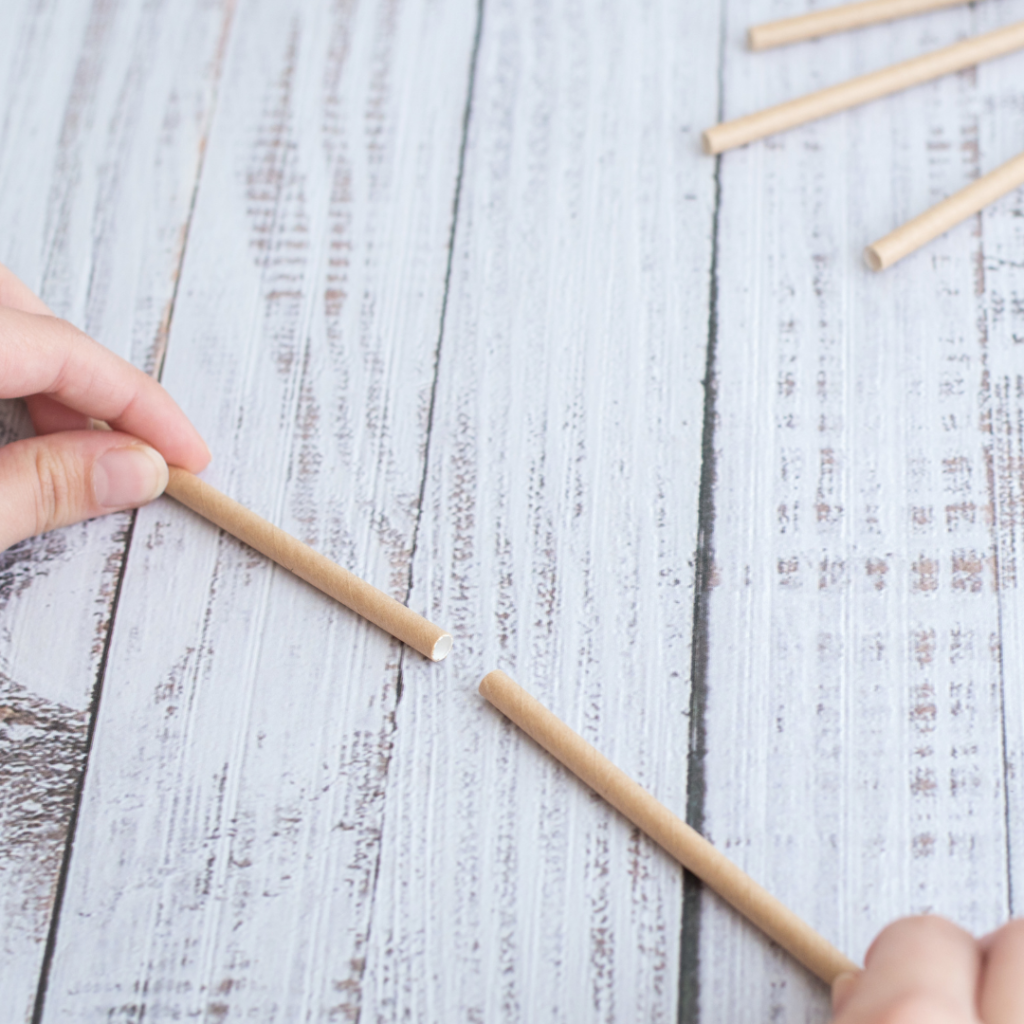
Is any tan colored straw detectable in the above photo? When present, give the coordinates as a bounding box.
[479,670,859,985]
[166,468,452,661]
[866,150,1024,269]
[749,0,973,51]
[704,19,1024,154]
[91,419,450,660]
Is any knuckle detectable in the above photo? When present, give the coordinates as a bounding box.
[31,445,83,533]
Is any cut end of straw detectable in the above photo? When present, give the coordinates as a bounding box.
[431,633,454,662]
[700,129,718,156]
[479,669,508,699]
[863,245,885,272]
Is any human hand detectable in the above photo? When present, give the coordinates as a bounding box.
[0,262,210,551]
[831,915,1024,1024]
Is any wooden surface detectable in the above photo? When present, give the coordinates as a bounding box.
[2,0,1024,1020]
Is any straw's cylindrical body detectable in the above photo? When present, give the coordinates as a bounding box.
[866,150,1024,269]
[748,0,970,51]
[479,670,858,985]
[167,467,452,661]
[705,20,1024,154]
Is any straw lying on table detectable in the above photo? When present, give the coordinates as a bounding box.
[866,150,1024,269]
[165,468,452,661]
[748,0,974,51]
[94,411,451,661]
[479,670,859,985]
[704,19,1024,154]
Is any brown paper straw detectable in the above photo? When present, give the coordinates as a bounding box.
[704,19,1024,154]
[479,670,859,984]
[748,0,972,51]
[166,467,452,661]
[866,149,1024,269]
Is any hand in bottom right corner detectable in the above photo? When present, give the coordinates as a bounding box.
[831,915,1024,1024]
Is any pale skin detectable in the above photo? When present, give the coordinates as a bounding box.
[831,916,1024,1022]
[0,262,209,552]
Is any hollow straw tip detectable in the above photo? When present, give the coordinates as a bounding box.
[863,244,886,271]
[747,26,768,51]
[700,129,720,156]
[431,633,454,662]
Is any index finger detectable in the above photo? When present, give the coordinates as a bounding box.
[0,306,210,473]
[832,916,980,1024]
[0,262,52,315]
[980,920,1024,1024]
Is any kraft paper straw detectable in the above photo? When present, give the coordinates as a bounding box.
[167,467,452,661]
[749,0,974,51]
[479,670,858,984]
[704,19,1024,154]
[866,149,1024,269]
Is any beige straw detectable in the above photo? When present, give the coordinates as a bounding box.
[166,467,452,661]
[866,149,1024,269]
[704,19,1024,154]
[749,0,972,51]
[479,670,858,984]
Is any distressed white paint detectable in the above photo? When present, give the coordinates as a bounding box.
[358,1,719,1019]
[5,0,1024,1020]
[698,1,1024,1019]
[39,0,479,1018]
[0,2,233,1019]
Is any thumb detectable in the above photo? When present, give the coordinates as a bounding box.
[0,430,169,550]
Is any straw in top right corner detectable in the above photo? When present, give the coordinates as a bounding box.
[748,0,977,51]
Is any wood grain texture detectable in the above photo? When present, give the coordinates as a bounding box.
[37,0,478,1018]
[357,1,719,1019]
[0,2,234,1019]
[972,0,1024,921]
[8,1,1024,1019]
[695,1,1024,1019]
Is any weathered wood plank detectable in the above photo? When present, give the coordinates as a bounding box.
[37,0,479,1018]
[973,0,1024,918]
[358,1,720,1019]
[12,1,1022,1018]
[0,2,234,1018]
[696,1,1024,1019]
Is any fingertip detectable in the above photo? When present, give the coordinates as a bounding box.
[865,915,972,966]
[176,432,211,474]
[831,971,859,1012]
[980,918,1024,1022]
[0,262,52,315]
[845,916,980,1024]
[141,396,210,473]
[980,917,1024,953]
[121,411,210,474]
[194,434,212,473]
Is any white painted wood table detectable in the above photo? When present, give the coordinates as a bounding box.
[3,0,1024,1020]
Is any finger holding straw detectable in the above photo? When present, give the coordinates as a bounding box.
[90,420,453,661]
[865,150,1024,270]
[479,669,859,985]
